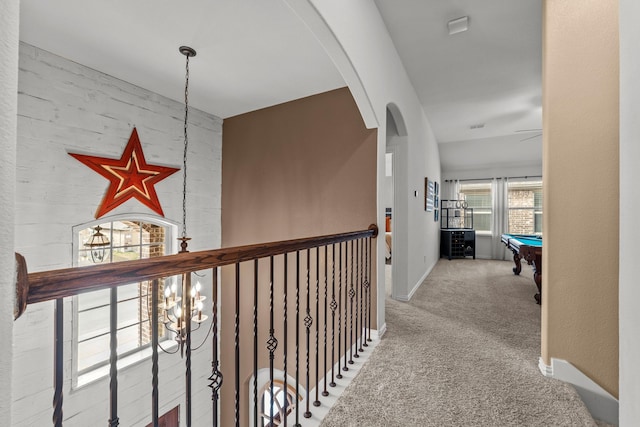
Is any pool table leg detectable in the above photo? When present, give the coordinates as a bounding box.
[532,261,542,305]
[511,250,522,275]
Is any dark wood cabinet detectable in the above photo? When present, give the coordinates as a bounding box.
[441,229,476,260]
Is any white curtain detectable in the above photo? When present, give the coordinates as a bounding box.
[442,179,460,202]
[491,178,508,260]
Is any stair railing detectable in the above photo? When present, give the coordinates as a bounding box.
[14,224,378,427]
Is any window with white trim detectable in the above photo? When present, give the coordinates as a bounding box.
[507,181,543,235]
[459,182,492,232]
[74,218,174,380]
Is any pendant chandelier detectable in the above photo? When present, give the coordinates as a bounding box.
[160,45,207,356]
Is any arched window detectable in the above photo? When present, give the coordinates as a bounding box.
[250,369,303,426]
[260,379,297,426]
[72,215,177,386]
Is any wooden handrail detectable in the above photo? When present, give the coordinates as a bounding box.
[14,224,378,320]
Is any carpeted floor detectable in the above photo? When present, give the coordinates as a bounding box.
[321,259,603,427]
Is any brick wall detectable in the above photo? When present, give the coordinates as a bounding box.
[508,189,536,234]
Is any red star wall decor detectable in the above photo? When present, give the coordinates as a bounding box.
[69,128,180,218]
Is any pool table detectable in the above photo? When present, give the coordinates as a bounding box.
[501,234,543,304]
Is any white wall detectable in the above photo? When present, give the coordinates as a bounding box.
[619,0,640,423]
[12,43,222,427]
[285,0,442,316]
[0,2,19,426]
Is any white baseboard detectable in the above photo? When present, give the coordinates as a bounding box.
[297,329,381,426]
[539,357,618,425]
[538,357,553,377]
[395,262,434,302]
[376,323,386,338]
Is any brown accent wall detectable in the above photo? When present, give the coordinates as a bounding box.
[221,87,377,426]
[542,0,619,396]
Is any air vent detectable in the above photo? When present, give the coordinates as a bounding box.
[470,123,485,130]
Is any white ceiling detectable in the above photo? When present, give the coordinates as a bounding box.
[18,0,542,174]
[18,0,345,119]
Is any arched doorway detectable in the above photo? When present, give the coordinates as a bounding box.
[385,104,408,301]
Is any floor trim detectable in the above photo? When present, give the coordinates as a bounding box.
[539,357,618,425]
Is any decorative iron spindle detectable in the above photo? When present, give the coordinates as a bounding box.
[358,238,364,353]
[283,254,289,426]
[330,243,337,387]
[208,268,222,427]
[354,239,360,359]
[184,274,193,427]
[295,251,301,427]
[314,248,321,407]
[253,260,259,427]
[304,248,313,418]
[322,245,330,397]
[151,279,159,427]
[234,264,240,427]
[363,238,369,348]
[348,240,355,365]
[268,256,278,426]
[53,299,63,427]
[109,287,119,426]
[367,236,373,343]
[337,242,343,378]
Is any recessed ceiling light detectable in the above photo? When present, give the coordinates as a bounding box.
[448,16,469,35]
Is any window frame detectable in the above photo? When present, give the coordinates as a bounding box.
[71,213,178,389]
[458,181,493,234]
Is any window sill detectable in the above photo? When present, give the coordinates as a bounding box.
[75,340,178,390]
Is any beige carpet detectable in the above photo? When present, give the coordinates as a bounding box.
[321,259,603,427]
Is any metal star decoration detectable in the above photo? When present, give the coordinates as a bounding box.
[69,128,180,218]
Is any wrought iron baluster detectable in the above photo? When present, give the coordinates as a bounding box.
[367,236,372,343]
[348,240,355,366]
[354,239,360,359]
[337,242,343,378]
[209,268,222,427]
[330,243,337,387]
[235,264,241,427]
[295,251,301,427]
[358,238,364,353]
[184,273,193,427]
[151,279,159,427]
[322,245,329,397]
[268,256,279,427]
[304,248,313,418]
[109,287,119,426]
[53,298,63,427]
[254,260,259,427]
[283,254,289,427]
[314,247,321,407]
[363,238,369,348]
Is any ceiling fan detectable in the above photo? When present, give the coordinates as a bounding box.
[516,129,543,142]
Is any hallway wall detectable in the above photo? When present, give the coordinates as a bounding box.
[619,0,640,422]
[542,0,619,397]
[221,87,377,427]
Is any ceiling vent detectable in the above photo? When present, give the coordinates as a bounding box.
[470,123,485,130]
[448,16,469,35]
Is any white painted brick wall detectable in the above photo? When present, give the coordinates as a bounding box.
[0,2,19,426]
[13,43,222,427]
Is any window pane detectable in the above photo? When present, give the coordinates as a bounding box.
[118,323,141,355]
[75,219,169,376]
[117,297,140,329]
[78,333,109,373]
[78,305,110,342]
